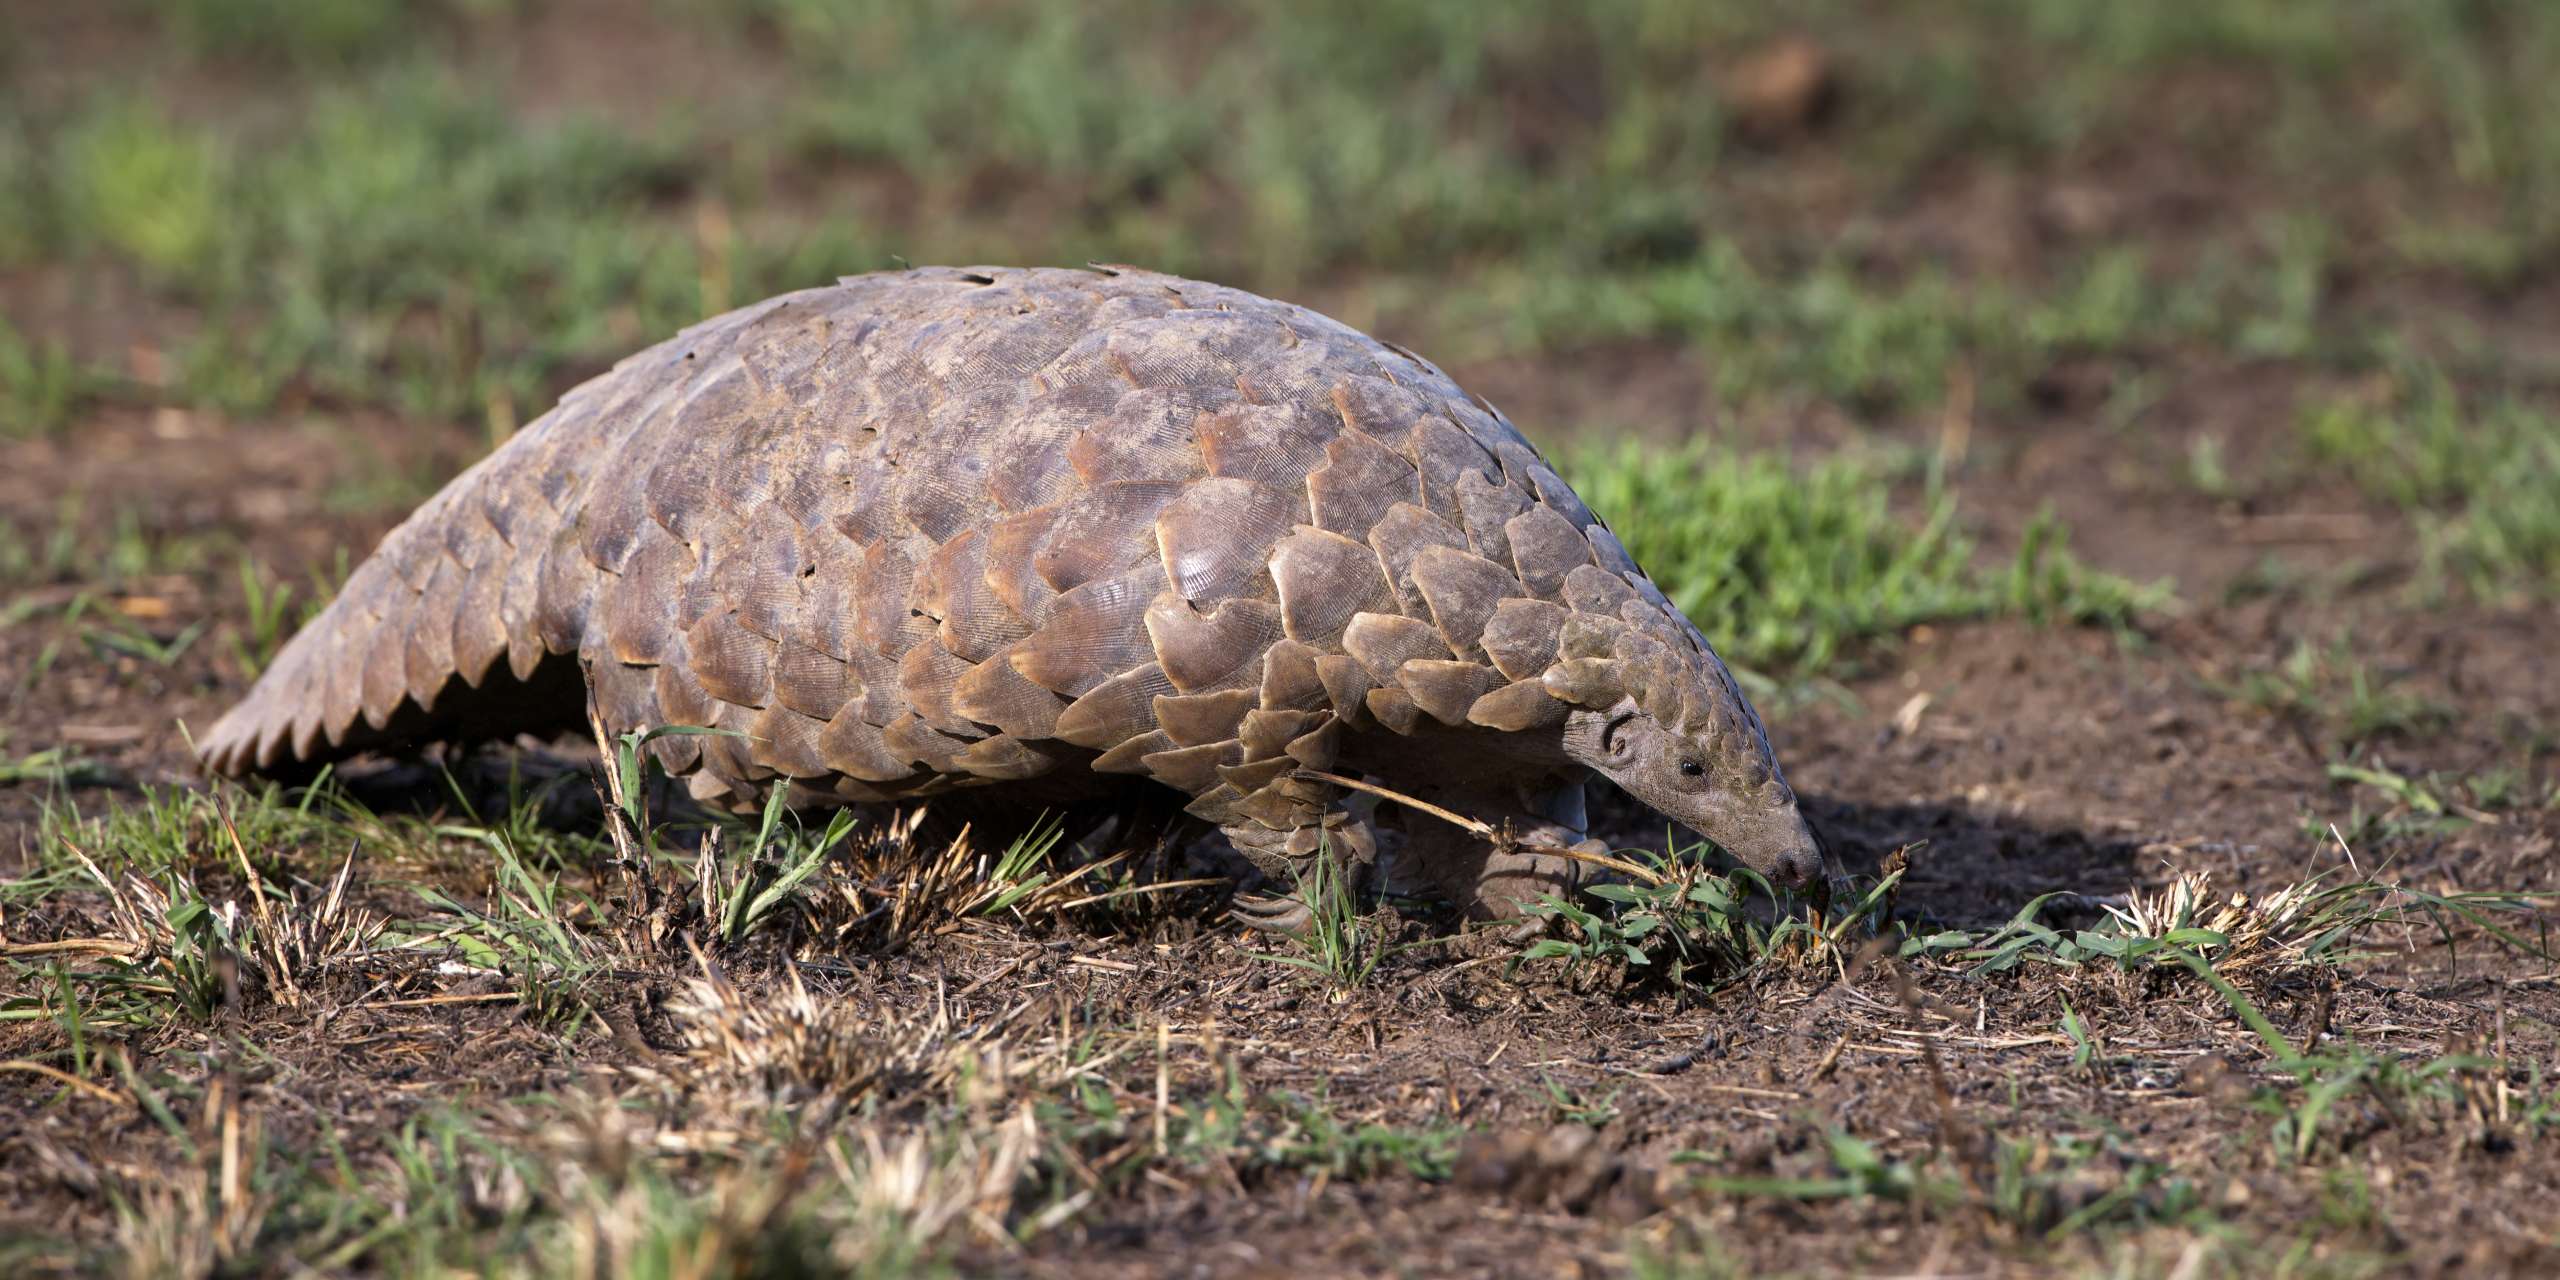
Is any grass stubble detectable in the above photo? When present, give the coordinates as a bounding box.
[0,707,2550,1276]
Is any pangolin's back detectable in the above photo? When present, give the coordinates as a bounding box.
[199,265,1708,834]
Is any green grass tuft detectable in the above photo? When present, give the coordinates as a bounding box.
[1569,441,2164,677]
[0,317,111,439]
[56,105,225,280]
[2301,368,2560,599]
[149,0,421,67]
[2220,634,2452,754]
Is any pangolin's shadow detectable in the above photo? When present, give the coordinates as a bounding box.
[1797,790,2154,932]
[329,743,1185,865]
[320,750,2152,933]
[331,743,619,834]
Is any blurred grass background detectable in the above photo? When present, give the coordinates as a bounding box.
[2,0,2555,649]
[8,0,2557,418]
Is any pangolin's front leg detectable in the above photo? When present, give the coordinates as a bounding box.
[1383,778,1601,923]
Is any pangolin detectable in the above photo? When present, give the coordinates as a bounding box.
[197,266,1824,927]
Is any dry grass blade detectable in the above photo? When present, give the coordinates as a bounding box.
[364,991,522,1010]
[0,938,147,959]
[2103,871,2325,984]
[1292,768,1670,885]
[667,937,952,1108]
[50,808,396,1022]
[223,815,384,1010]
[110,1082,269,1277]
[2098,868,2500,992]
[1047,877,1227,913]
[0,1058,132,1107]
[833,1106,1040,1252]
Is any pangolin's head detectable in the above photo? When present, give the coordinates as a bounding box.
[1543,598,1828,889]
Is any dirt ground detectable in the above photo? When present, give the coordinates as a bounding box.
[6,4,2560,1277]
[5,357,2555,1275]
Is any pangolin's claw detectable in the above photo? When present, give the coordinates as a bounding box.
[1229,891,1315,938]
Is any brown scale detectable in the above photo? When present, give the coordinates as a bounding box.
[1270,527,1397,652]
[196,266,1799,926]
[948,640,1068,739]
[404,557,463,708]
[451,555,510,687]
[1143,597,1281,693]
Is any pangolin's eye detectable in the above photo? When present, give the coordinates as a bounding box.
[1678,758,1704,778]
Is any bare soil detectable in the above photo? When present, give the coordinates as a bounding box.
[6,328,2555,1274]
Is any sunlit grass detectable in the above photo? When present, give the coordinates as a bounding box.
[1568,441,2165,677]
[2301,368,2560,600]
[6,0,2556,446]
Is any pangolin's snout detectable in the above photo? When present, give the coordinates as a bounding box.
[1766,843,1826,888]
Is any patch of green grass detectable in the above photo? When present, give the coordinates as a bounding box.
[2231,214,2338,361]
[1477,249,1984,414]
[0,495,240,591]
[10,780,416,1021]
[2308,758,2553,857]
[1998,0,2351,69]
[0,117,41,266]
[1252,837,1408,991]
[973,813,1071,918]
[0,739,104,786]
[699,785,862,946]
[83,609,207,668]
[1900,868,2547,997]
[0,507,80,590]
[590,722,1185,955]
[412,820,605,1023]
[1537,1076,1624,1128]
[7,579,242,686]
[2187,433,2237,498]
[290,1108,551,1275]
[1456,243,2231,418]
[2300,369,2560,599]
[7,770,615,1034]
[0,317,112,438]
[316,428,462,516]
[146,0,460,69]
[1994,3,2560,260]
[1690,1127,2211,1241]
[28,773,376,888]
[4,0,2556,438]
[2187,1028,2558,1197]
[1243,1091,1461,1183]
[1049,1064,1460,1190]
[226,554,328,677]
[2325,760,2521,827]
[1510,842,1901,994]
[1569,441,2165,677]
[2220,635,2453,754]
[732,0,1766,284]
[18,80,744,420]
[54,103,225,280]
[2386,219,2539,292]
